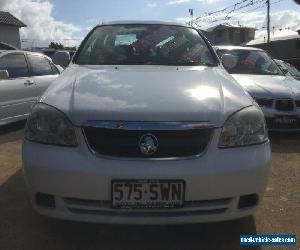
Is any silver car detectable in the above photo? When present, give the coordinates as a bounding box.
[215,46,300,131]
[0,50,60,125]
[275,59,300,82]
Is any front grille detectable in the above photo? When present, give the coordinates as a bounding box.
[275,99,295,111]
[63,197,232,217]
[63,197,233,209]
[83,125,212,158]
[265,116,300,130]
[68,208,228,217]
[255,98,273,108]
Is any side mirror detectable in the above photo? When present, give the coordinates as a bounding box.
[53,51,71,68]
[0,70,9,80]
[221,54,238,70]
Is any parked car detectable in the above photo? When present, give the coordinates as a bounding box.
[214,45,300,131]
[275,59,300,81]
[42,48,75,63]
[0,50,61,125]
[41,48,57,59]
[23,21,270,224]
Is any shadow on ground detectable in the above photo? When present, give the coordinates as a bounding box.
[0,170,260,250]
[269,131,300,153]
[0,120,26,144]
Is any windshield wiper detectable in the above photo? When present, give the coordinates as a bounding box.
[76,60,218,67]
[200,62,218,67]
[165,60,217,66]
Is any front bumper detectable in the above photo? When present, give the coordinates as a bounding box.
[260,106,300,131]
[23,128,271,224]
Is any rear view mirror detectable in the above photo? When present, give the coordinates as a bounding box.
[53,51,71,68]
[221,54,238,70]
[0,70,9,80]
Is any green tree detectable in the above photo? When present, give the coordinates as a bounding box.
[48,42,76,51]
[48,42,64,50]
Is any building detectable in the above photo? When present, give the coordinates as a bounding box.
[201,23,256,46]
[0,11,26,49]
[247,30,300,70]
[0,41,17,50]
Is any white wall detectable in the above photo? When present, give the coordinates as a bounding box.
[0,24,21,48]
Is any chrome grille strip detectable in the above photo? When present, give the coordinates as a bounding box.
[82,121,216,130]
[63,197,233,212]
[68,208,228,217]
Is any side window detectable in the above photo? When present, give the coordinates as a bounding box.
[27,55,54,76]
[0,53,29,78]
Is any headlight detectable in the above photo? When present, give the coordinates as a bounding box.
[219,106,268,148]
[25,103,77,146]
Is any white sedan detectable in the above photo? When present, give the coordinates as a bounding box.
[215,45,300,131]
[0,50,60,125]
[23,21,271,224]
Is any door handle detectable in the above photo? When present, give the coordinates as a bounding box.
[24,80,34,86]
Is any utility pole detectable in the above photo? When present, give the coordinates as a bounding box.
[267,0,270,43]
[189,9,194,26]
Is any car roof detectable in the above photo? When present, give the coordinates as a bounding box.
[95,20,191,28]
[0,49,43,55]
[213,45,264,51]
[0,50,53,61]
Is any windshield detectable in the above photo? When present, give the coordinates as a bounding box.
[75,24,218,66]
[284,62,300,77]
[217,49,283,75]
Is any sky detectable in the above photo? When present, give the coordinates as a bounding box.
[0,0,299,47]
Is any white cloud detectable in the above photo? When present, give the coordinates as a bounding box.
[0,0,82,48]
[230,9,300,39]
[167,0,190,5]
[176,17,190,22]
[197,0,222,4]
[176,9,300,40]
[147,2,157,8]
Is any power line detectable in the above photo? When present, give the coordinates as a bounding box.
[203,0,251,18]
[194,0,257,22]
[192,0,265,27]
[223,0,285,25]
[191,0,286,29]
[208,0,266,24]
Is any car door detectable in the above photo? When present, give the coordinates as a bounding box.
[0,52,35,123]
[26,54,59,98]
